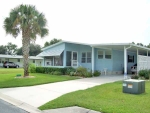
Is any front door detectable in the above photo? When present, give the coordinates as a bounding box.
[72,51,78,67]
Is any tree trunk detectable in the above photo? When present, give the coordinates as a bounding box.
[22,30,30,77]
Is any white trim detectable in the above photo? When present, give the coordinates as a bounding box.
[92,47,94,73]
[72,51,78,67]
[124,46,127,79]
[137,49,139,72]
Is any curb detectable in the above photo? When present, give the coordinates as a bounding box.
[43,106,101,113]
[0,92,43,113]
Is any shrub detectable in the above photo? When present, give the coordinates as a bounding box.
[138,69,150,79]
[131,75,139,79]
[36,67,45,73]
[70,71,76,76]
[29,63,36,73]
[93,70,101,76]
[85,72,93,77]
[36,67,67,75]
[53,71,63,75]
[76,67,88,77]
[66,67,76,75]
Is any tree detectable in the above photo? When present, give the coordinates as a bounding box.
[137,43,144,46]
[4,5,48,77]
[17,44,41,56]
[0,45,7,54]
[5,42,18,55]
[44,38,61,47]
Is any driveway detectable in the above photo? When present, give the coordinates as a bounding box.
[0,75,123,108]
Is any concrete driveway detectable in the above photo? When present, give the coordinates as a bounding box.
[0,75,123,108]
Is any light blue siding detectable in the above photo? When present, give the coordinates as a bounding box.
[65,43,92,69]
[95,48,113,72]
[112,50,124,71]
[41,42,137,74]
[112,50,137,73]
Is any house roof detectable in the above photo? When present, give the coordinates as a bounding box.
[42,40,150,55]
[42,40,91,51]
[0,54,43,59]
[37,49,64,57]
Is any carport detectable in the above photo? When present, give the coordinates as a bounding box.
[91,43,150,78]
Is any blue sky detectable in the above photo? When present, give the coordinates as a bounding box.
[1,0,150,47]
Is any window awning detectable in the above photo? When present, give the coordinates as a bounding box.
[37,49,64,57]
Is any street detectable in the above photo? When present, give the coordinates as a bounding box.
[0,99,28,113]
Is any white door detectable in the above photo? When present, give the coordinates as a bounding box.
[72,51,78,67]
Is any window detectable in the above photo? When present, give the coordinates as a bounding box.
[128,55,134,63]
[98,51,103,59]
[33,60,35,63]
[54,56,63,66]
[81,52,91,63]
[81,52,86,63]
[66,51,71,66]
[87,52,91,63]
[18,59,20,62]
[105,50,111,59]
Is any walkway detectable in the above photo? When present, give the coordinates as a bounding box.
[0,75,123,108]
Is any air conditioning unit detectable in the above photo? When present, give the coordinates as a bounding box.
[123,79,145,94]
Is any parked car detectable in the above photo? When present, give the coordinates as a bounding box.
[3,62,19,68]
[131,63,137,74]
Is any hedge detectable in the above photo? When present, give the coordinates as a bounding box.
[36,67,67,75]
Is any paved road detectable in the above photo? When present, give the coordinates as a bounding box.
[0,99,28,113]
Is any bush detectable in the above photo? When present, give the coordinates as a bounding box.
[29,63,36,73]
[36,67,45,73]
[76,67,88,77]
[36,67,67,75]
[70,71,76,76]
[66,67,76,75]
[85,72,93,77]
[138,69,150,79]
[131,75,139,79]
[93,70,101,76]
[53,71,63,75]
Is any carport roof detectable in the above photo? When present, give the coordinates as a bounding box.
[90,43,150,54]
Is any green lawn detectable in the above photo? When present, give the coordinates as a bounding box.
[0,68,79,88]
[39,81,150,113]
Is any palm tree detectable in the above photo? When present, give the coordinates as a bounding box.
[3,4,48,77]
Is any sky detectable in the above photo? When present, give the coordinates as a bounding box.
[1,0,150,48]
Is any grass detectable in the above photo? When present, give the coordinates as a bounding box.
[39,81,150,113]
[0,68,79,88]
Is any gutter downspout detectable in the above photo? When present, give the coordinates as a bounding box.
[124,45,132,79]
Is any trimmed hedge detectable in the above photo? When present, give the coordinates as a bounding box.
[36,67,67,75]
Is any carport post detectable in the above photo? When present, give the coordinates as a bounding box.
[137,49,139,73]
[124,45,132,79]
[92,47,94,73]
[124,46,127,79]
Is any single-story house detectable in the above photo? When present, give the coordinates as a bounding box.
[37,40,150,76]
[0,54,43,67]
